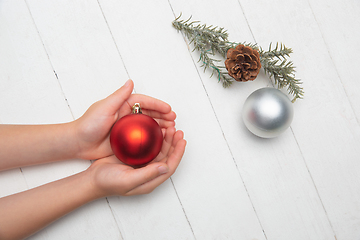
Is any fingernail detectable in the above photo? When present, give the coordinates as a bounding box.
[124,79,131,87]
[158,165,169,175]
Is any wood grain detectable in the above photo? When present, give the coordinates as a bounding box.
[0,0,359,239]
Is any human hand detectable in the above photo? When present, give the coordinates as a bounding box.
[86,127,186,196]
[72,80,176,160]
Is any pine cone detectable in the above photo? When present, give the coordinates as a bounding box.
[225,44,261,82]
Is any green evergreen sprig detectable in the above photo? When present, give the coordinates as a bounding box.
[172,15,233,87]
[172,15,304,102]
[259,43,304,102]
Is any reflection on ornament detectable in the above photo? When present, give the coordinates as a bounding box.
[110,103,163,167]
[242,88,294,138]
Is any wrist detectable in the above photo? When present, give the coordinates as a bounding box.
[59,121,83,160]
[66,120,86,160]
[82,164,109,199]
[76,170,102,201]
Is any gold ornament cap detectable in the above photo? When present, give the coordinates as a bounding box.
[132,103,142,114]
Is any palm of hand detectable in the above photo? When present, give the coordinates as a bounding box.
[88,127,185,196]
[74,100,131,160]
[89,155,135,196]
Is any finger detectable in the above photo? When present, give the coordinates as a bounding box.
[92,155,122,165]
[154,127,176,162]
[167,139,186,170]
[156,119,175,129]
[142,109,176,128]
[167,130,184,156]
[117,111,175,128]
[158,130,184,163]
[124,162,169,194]
[141,110,176,121]
[104,80,134,114]
[127,94,172,114]
[125,139,186,196]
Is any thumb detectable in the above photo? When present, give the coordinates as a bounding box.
[105,79,134,113]
[126,163,169,191]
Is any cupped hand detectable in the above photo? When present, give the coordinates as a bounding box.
[72,80,176,160]
[86,127,186,197]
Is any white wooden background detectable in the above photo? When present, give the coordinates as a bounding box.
[1,0,360,239]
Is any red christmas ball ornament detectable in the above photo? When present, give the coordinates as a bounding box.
[110,103,163,167]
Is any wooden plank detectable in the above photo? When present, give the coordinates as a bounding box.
[2,0,358,239]
[25,0,130,118]
[168,0,337,239]
[0,3,72,125]
[239,0,360,239]
[0,1,122,239]
[305,1,360,238]
[98,0,267,239]
[0,168,28,198]
[308,0,360,122]
[25,0,196,239]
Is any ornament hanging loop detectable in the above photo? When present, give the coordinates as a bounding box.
[132,103,142,114]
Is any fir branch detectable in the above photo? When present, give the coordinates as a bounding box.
[172,14,232,87]
[260,43,304,102]
[199,50,233,87]
[172,15,304,101]
[226,41,259,53]
[172,14,229,52]
[260,42,292,60]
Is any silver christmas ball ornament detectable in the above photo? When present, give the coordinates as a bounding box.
[242,88,294,138]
